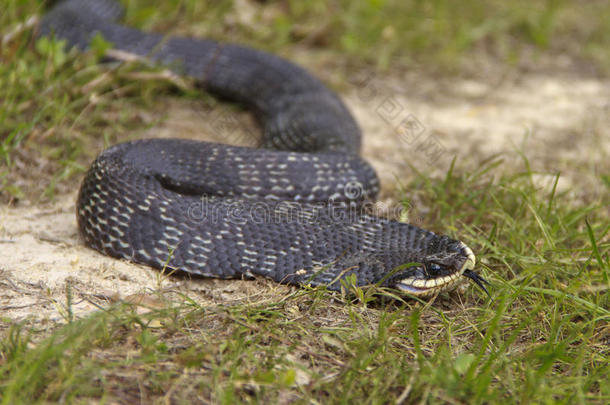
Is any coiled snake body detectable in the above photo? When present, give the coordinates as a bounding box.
[40,0,487,297]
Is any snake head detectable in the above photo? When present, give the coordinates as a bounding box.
[392,241,487,297]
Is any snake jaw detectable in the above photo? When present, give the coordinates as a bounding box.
[395,242,480,297]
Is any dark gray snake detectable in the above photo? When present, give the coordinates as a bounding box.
[40,0,489,297]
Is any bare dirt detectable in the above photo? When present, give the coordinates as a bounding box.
[1,66,608,323]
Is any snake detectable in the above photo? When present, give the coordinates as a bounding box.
[39,0,489,298]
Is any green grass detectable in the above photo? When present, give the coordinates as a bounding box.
[1,0,609,403]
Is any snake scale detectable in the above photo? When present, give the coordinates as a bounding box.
[40,0,489,297]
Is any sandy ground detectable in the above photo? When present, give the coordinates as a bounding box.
[1,67,608,322]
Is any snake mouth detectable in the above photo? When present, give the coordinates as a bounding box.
[395,242,488,297]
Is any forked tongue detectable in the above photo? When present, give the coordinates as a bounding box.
[463,269,491,298]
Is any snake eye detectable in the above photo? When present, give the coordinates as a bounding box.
[428,263,441,271]
[425,261,454,278]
